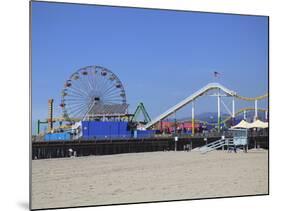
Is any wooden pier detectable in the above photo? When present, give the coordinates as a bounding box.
[32,135,268,159]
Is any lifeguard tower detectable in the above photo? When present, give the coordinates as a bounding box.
[229,128,248,152]
[199,128,248,154]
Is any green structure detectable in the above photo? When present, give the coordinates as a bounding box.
[131,102,151,123]
[36,119,48,135]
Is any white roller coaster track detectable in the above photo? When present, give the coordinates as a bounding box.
[144,83,267,129]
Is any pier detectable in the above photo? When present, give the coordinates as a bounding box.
[32,133,268,159]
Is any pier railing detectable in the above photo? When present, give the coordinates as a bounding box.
[32,129,268,143]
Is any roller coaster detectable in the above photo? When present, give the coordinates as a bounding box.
[144,83,268,132]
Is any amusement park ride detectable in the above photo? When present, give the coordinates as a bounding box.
[36,65,268,137]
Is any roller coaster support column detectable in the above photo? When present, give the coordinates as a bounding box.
[255,99,258,120]
[192,100,195,135]
[232,97,235,125]
[217,91,221,132]
[174,111,177,134]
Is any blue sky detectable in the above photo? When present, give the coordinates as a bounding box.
[31,2,268,132]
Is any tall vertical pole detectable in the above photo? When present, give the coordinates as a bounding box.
[47,99,54,132]
[192,100,195,136]
[37,120,40,135]
[217,90,221,132]
[255,99,258,120]
[232,97,235,125]
[244,110,247,120]
[174,111,177,134]
[265,110,268,121]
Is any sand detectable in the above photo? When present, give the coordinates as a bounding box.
[31,150,268,209]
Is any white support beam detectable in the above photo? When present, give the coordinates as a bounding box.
[192,100,195,135]
[174,111,177,133]
[217,91,221,131]
[221,98,232,116]
[232,97,235,118]
[255,100,258,120]
[192,101,195,119]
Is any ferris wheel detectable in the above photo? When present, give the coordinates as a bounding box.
[60,65,127,120]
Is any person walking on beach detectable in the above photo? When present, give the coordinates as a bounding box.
[234,145,237,153]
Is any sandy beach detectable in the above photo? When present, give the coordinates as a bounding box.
[31,150,268,209]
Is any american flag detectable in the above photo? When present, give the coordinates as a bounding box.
[214,71,220,78]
